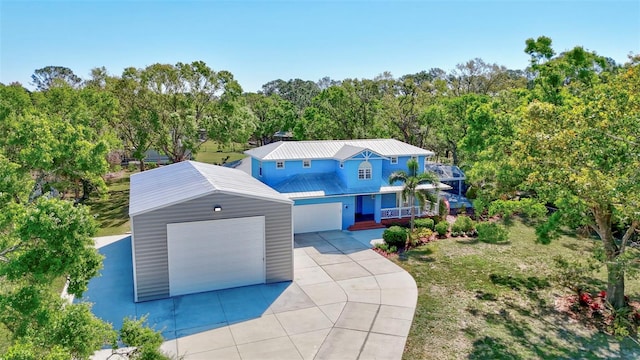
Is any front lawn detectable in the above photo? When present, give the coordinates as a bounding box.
[395,220,640,359]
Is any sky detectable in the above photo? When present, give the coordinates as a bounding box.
[1,0,639,93]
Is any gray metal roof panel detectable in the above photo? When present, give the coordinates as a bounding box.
[129,161,291,216]
[244,139,434,160]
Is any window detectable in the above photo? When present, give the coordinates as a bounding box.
[390,157,398,164]
[339,162,344,169]
[303,159,311,168]
[276,161,285,169]
[358,161,372,180]
[259,162,263,176]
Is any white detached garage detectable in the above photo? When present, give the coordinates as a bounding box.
[129,161,293,302]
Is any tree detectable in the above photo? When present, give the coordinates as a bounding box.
[487,40,639,310]
[447,58,524,96]
[31,66,82,91]
[112,67,156,171]
[423,94,490,165]
[381,77,432,146]
[245,93,297,145]
[388,158,440,232]
[140,62,249,162]
[261,78,320,112]
[514,64,639,309]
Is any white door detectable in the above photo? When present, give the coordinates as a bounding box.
[293,203,342,233]
[167,216,265,297]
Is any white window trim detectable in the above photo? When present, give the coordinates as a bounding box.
[390,157,398,164]
[276,161,285,169]
[303,159,311,168]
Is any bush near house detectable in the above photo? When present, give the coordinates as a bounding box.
[452,215,476,236]
[414,218,435,230]
[383,226,408,248]
[435,221,449,237]
[476,222,509,244]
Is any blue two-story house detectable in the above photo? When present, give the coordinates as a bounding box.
[245,139,448,233]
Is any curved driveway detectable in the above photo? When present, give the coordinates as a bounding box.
[91,230,418,360]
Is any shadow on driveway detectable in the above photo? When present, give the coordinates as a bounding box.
[78,235,287,340]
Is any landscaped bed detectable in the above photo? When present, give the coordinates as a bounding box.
[391,219,640,359]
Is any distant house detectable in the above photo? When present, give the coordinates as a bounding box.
[273,130,295,142]
[245,139,451,233]
[121,149,192,166]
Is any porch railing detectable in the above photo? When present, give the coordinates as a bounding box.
[380,201,439,220]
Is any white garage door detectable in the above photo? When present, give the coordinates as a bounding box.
[167,216,265,297]
[293,203,342,234]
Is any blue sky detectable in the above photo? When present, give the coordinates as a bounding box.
[1,1,639,92]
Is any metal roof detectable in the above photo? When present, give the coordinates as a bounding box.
[424,163,466,180]
[129,161,292,217]
[245,139,434,161]
[272,169,449,200]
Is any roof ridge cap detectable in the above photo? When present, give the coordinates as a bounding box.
[189,160,221,191]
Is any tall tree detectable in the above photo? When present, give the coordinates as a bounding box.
[514,63,640,309]
[31,66,82,91]
[261,78,320,112]
[245,93,297,145]
[388,158,440,232]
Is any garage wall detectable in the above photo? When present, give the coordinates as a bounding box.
[131,193,292,302]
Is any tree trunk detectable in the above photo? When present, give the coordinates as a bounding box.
[409,193,415,233]
[139,159,146,172]
[595,207,626,309]
[607,262,626,309]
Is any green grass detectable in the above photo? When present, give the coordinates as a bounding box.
[86,172,132,237]
[396,220,640,359]
[194,140,247,165]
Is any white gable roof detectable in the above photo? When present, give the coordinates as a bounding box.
[245,139,434,161]
[129,161,292,217]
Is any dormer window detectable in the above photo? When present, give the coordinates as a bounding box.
[276,161,285,169]
[358,161,372,180]
[303,159,311,168]
[390,157,398,164]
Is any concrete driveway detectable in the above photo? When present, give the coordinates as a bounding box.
[86,230,417,360]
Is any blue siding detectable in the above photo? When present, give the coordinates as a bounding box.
[342,158,382,190]
[294,196,355,229]
[261,159,335,187]
[361,195,375,214]
[251,158,263,179]
[382,155,427,175]
[381,193,396,208]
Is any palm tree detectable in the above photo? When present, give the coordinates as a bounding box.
[388,158,440,232]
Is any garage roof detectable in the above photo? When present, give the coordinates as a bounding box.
[129,161,292,216]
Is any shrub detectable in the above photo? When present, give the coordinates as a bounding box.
[410,228,434,246]
[414,218,435,230]
[438,197,449,218]
[389,245,398,253]
[383,226,407,248]
[375,242,389,252]
[435,221,449,236]
[452,215,475,233]
[476,222,509,244]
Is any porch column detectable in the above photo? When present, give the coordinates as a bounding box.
[374,194,382,223]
